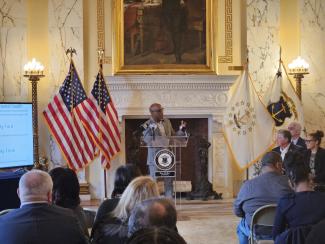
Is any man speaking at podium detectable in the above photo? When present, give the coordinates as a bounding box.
[142,103,187,197]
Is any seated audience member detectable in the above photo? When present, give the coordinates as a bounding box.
[234,151,292,244]
[304,130,325,188]
[288,122,307,150]
[127,227,187,244]
[92,164,141,233]
[305,219,325,244]
[91,176,160,244]
[0,170,88,244]
[128,198,177,237]
[272,158,325,243]
[49,167,89,237]
[273,129,303,171]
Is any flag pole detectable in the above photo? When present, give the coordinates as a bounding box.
[97,49,108,199]
[279,46,282,70]
[66,48,76,114]
[66,47,77,170]
[246,50,249,181]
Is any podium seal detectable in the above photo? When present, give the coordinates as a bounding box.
[155,149,175,171]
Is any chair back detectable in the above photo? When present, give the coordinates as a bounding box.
[83,208,96,228]
[250,204,277,244]
[0,209,13,216]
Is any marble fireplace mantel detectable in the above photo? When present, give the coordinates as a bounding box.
[103,74,238,198]
[106,75,236,117]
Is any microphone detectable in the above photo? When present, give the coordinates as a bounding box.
[139,121,149,132]
[149,124,157,141]
[152,127,155,141]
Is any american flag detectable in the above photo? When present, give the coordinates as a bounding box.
[76,72,121,168]
[43,61,96,171]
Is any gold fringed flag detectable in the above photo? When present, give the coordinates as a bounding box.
[77,72,121,169]
[263,62,305,129]
[223,69,275,170]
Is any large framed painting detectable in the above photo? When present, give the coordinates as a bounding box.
[112,0,217,74]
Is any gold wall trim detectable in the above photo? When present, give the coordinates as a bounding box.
[218,0,233,63]
[97,0,112,64]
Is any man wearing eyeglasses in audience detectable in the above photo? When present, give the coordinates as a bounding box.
[141,103,187,197]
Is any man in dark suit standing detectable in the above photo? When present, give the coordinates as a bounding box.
[0,170,88,244]
[272,129,303,172]
[288,122,307,151]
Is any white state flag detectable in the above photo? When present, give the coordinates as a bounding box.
[263,62,305,130]
[224,69,275,170]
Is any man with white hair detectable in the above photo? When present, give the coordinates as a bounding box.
[0,170,88,244]
[288,122,307,150]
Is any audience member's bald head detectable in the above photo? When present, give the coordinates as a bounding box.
[18,170,53,204]
[128,198,177,237]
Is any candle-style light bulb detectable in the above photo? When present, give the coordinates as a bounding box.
[23,58,45,76]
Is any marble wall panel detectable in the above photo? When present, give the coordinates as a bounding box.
[0,0,27,101]
[247,0,280,96]
[300,0,325,135]
[48,0,83,95]
[46,0,84,168]
[246,0,280,177]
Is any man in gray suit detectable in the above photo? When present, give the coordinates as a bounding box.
[142,103,187,197]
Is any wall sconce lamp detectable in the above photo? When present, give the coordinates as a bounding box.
[288,56,309,100]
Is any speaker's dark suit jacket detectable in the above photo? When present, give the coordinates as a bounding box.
[0,203,88,244]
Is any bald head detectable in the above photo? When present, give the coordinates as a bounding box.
[149,103,164,122]
[18,170,53,204]
[128,198,177,237]
[149,201,167,218]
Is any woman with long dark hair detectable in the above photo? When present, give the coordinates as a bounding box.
[49,167,89,237]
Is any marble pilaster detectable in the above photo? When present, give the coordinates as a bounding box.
[46,0,84,168]
[300,0,325,135]
[247,0,280,96]
[246,0,280,177]
[0,0,27,102]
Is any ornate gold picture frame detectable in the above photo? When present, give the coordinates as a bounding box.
[112,0,217,74]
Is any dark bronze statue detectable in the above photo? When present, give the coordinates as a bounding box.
[188,136,222,200]
[128,129,142,169]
